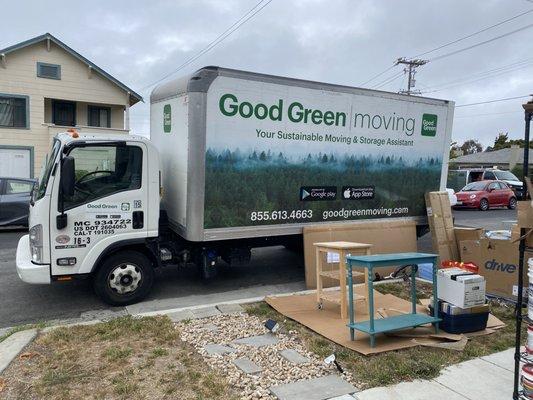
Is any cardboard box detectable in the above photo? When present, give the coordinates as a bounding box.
[511,224,533,248]
[518,201,533,228]
[454,227,484,257]
[459,238,532,300]
[425,191,458,262]
[437,268,486,308]
[303,220,417,289]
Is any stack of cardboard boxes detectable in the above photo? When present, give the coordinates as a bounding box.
[458,201,533,301]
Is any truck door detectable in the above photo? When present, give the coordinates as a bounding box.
[49,142,148,277]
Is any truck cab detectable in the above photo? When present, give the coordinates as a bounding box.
[16,131,160,305]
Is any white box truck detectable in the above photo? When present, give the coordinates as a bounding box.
[16,67,454,305]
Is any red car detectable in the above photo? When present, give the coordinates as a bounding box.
[454,180,517,211]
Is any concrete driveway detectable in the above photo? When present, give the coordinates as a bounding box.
[0,208,516,329]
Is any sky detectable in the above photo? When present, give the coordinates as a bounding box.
[1,0,533,149]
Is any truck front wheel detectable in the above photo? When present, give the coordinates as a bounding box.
[94,251,154,306]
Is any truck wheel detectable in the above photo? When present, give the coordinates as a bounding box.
[508,197,517,210]
[93,251,154,306]
[479,198,489,211]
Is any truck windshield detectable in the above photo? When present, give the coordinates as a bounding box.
[36,139,61,200]
[494,170,520,181]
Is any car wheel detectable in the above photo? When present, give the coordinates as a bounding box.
[479,198,489,211]
[508,197,517,210]
[94,250,154,306]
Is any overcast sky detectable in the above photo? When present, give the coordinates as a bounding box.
[2,0,533,148]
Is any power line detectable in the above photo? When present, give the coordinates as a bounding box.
[371,70,404,89]
[456,95,530,107]
[140,0,273,92]
[422,57,533,91]
[454,110,522,118]
[359,64,396,86]
[422,60,533,93]
[430,22,533,62]
[411,8,533,58]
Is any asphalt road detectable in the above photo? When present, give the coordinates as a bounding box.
[0,207,517,329]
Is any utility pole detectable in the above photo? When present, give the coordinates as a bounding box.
[396,57,428,95]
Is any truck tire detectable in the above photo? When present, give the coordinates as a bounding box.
[93,251,154,306]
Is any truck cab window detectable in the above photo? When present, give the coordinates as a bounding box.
[63,145,142,210]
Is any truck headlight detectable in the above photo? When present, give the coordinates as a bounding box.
[29,224,43,263]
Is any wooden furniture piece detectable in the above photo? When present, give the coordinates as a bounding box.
[314,241,372,319]
[346,252,441,348]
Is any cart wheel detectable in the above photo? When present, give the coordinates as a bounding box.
[317,302,323,310]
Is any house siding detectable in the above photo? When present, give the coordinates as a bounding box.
[0,40,132,176]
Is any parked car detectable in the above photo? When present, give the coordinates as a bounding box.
[447,168,524,198]
[453,180,517,211]
[0,177,36,227]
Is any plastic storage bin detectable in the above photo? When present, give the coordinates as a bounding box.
[429,303,489,334]
[418,263,434,281]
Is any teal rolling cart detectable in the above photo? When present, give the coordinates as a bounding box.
[346,252,441,348]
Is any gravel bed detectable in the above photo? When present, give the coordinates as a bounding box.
[177,312,355,400]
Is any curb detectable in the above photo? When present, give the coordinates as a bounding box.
[0,329,38,374]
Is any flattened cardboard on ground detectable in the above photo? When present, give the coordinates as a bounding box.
[303,220,417,289]
[266,288,503,355]
[459,238,532,301]
[425,192,458,262]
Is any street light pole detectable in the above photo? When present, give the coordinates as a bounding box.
[514,97,533,400]
[522,98,533,187]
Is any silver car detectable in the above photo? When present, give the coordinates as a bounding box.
[0,177,36,227]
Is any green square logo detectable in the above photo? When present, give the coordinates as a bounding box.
[421,114,437,137]
[163,104,172,133]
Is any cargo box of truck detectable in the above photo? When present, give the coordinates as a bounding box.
[150,67,455,242]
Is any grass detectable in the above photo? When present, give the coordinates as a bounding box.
[0,316,238,400]
[246,282,521,389]
[0,322,48,343]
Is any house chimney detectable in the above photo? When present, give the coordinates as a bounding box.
[509,144,521,170]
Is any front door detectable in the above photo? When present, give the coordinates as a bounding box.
[53,100,76,126]
[49,142,148,277]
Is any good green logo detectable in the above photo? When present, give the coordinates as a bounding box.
[163,104,172,133]
[421,114,437,137]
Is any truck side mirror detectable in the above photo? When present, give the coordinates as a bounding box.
[61,156,75,197]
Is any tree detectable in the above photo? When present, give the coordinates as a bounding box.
[449,141,461,159]
[486,132,533,151]
[460,139,483,155]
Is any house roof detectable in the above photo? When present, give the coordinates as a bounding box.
[0,33,143,105]
[452,147,533,165]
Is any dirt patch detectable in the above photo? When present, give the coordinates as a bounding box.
[0,316,237,400]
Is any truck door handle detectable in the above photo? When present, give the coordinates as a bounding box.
[132,211,144,229]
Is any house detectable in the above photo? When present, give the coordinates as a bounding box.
[0,33,142,178]
[451,145,533,170]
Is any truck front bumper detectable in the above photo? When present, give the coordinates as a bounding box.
[16,234,50,284]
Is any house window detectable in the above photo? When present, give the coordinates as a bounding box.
[37,62,61,80]
[88,105,111,128]
[0,95,29,128]
[52,100,76,126]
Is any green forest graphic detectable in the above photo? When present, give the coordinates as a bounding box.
[204,148,442,228]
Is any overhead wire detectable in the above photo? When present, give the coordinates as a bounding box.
[429,22,533,62]
[371,70,404,89]
[359,64,396,86]
[455,95,530,107]
[411,8,533,58]
[140,0,273,92]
